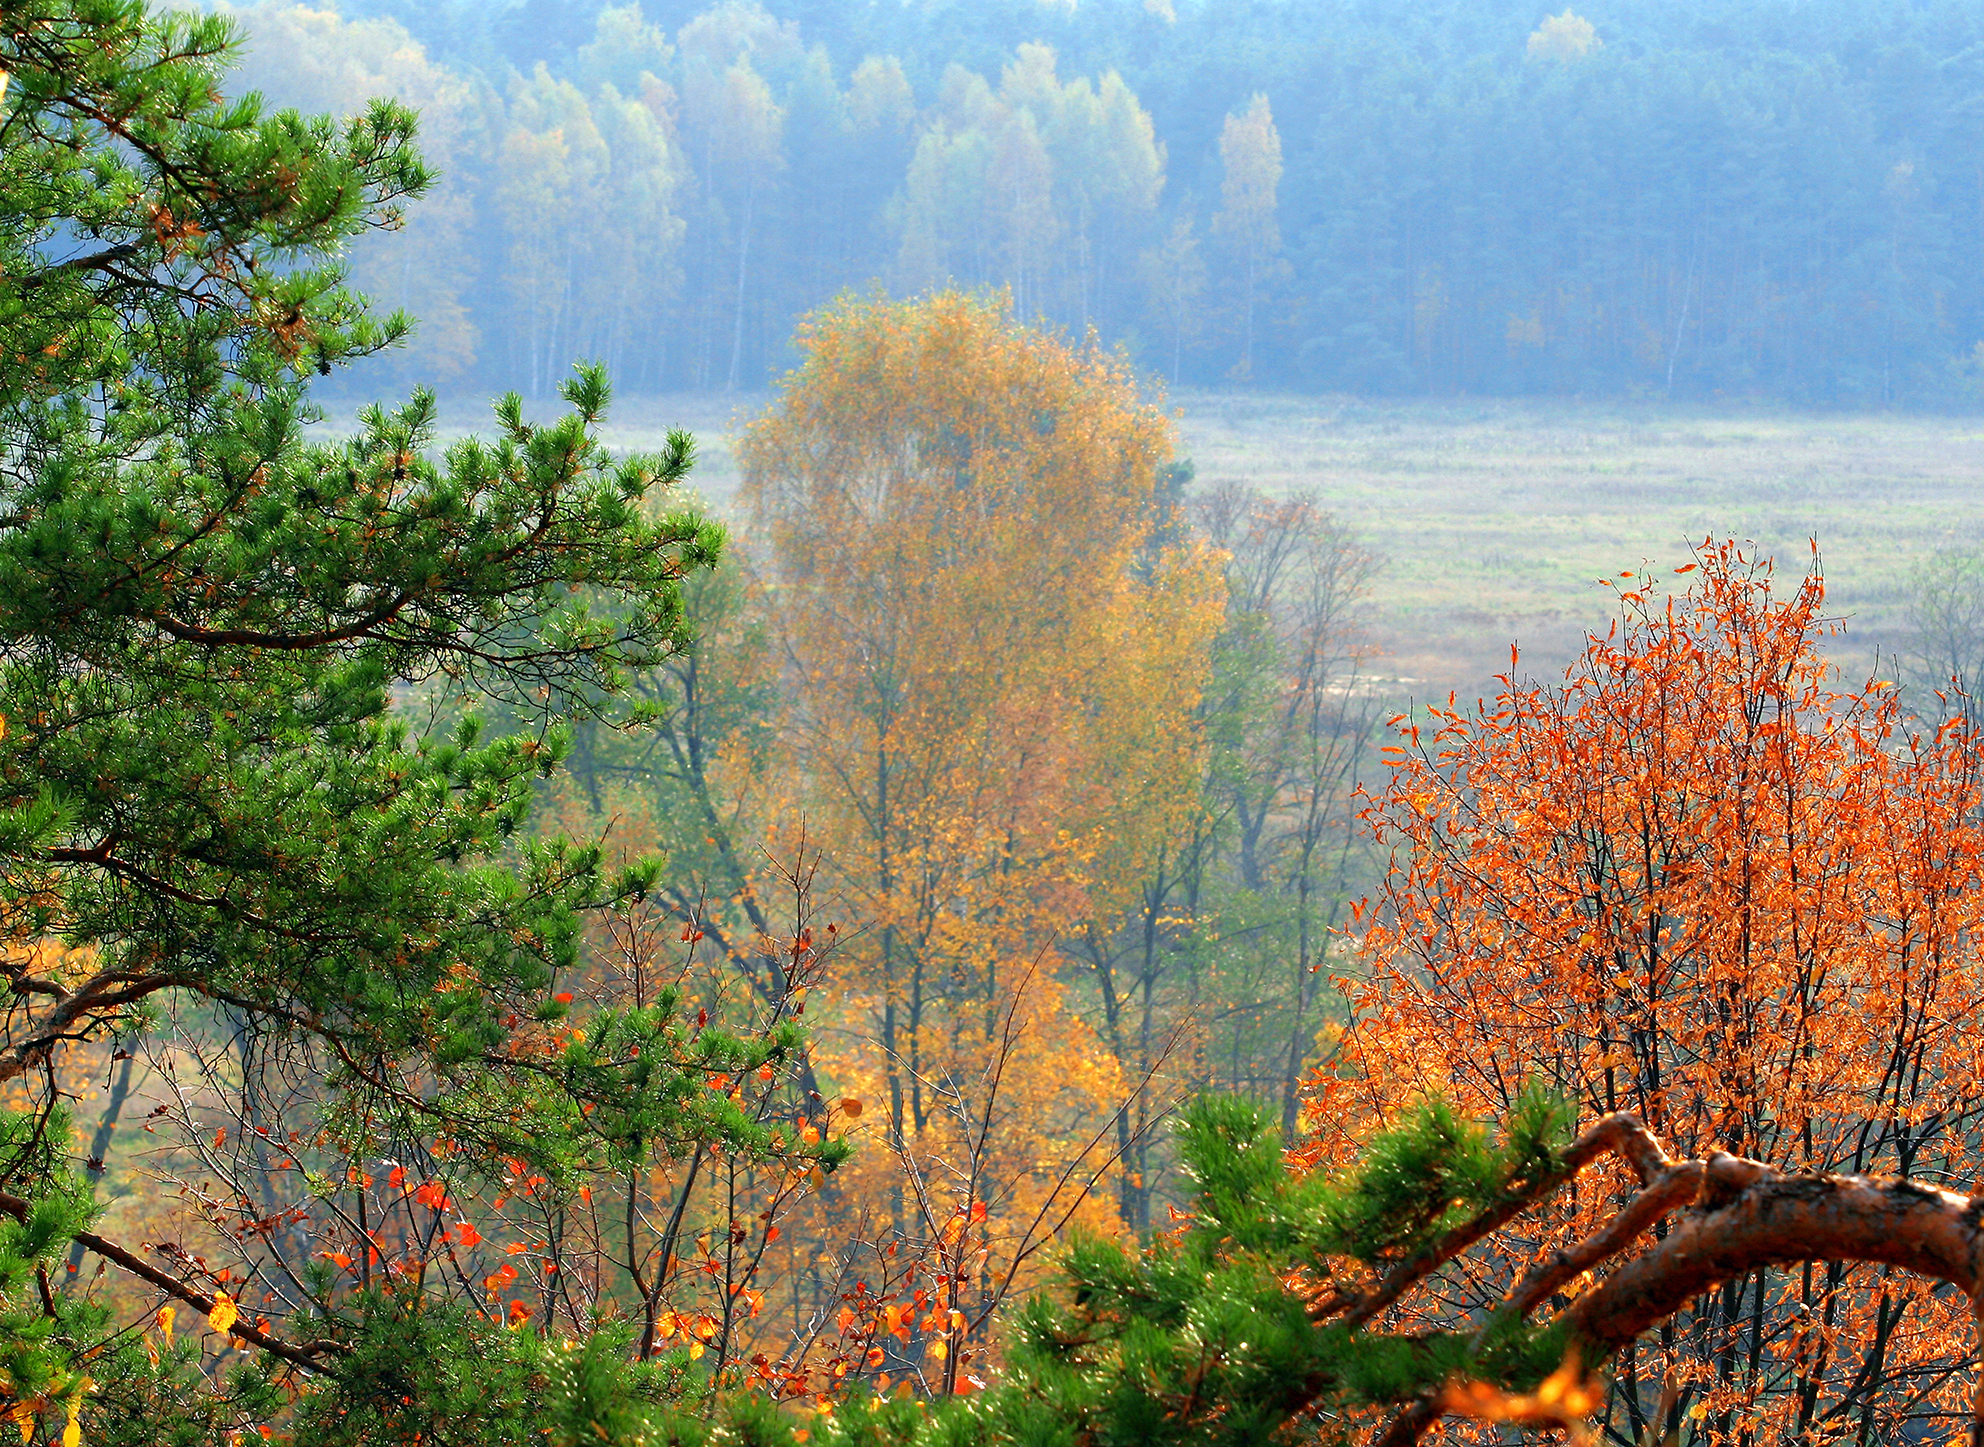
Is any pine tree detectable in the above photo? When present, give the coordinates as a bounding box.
[0,4,817,1439]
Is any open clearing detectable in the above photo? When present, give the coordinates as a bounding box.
[377,389,1984,706]
[1167,393,1984,702]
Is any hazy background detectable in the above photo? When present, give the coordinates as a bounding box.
[213,0,1984,696]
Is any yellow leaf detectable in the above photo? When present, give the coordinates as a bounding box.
[61,1392,80,1447]
[207,1292,239,1335]
[157,1306,175,1348]
[1535,1359,1578,1406]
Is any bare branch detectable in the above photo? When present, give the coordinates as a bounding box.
[0,1190,342,1371]
[1568,1162,1981,1351]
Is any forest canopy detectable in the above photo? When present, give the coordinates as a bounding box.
[215,0,1984,405]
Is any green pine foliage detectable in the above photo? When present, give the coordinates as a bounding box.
[0,2,837,1438]
[0,1110,93,1425]
[672,1092,1580,1447]
[0,0,723,1106]
[294,1304,685,1447]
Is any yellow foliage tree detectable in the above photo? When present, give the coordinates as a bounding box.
[1528,9,1601,62]
[741,293,1225,1299]
[1213,93,1282,380]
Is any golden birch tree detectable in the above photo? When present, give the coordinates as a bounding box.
[1213,93,1283,381]
[740,293,1223,1285]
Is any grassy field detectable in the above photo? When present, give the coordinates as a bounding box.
[369,388,1984,705]
[1169,393,1984,702]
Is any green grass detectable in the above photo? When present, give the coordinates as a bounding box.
[355,387,1984,704]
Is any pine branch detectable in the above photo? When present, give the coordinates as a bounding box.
[1373,1119,1984,1447]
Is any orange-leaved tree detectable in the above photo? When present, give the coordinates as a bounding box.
[1336,541,1984,1444]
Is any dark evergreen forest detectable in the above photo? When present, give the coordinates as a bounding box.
[229,0,1984,405]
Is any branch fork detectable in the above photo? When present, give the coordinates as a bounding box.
[1369,1113,1984,1445]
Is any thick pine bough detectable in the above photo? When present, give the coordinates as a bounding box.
[1371,1113,1984,1446]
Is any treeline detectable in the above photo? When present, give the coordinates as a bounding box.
[225,0,1984,405]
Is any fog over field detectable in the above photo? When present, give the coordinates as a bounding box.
[243,0,1984,699]
[1170,398,1984,696]
[350,385,1984,705]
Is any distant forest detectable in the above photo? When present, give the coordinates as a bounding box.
[222,0,1984,405]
